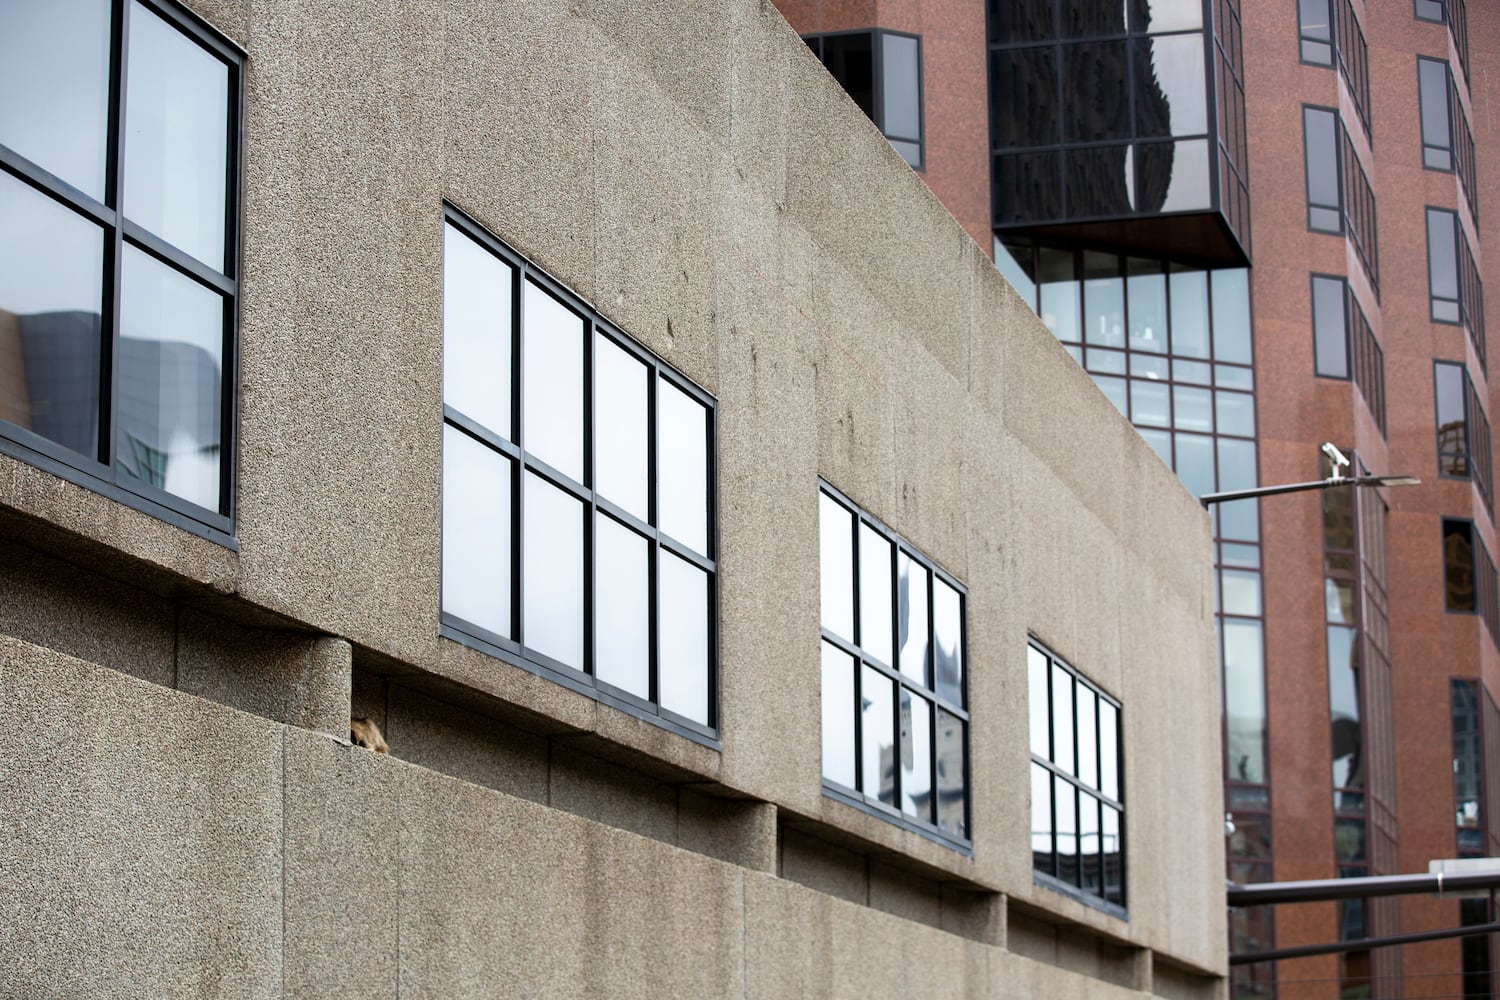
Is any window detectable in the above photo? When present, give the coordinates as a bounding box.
[1443,519,1499,643]
[818,482,968,846]
[1416,0,1444,21]
[1300,0,1370,130]
[1418,58,1478,221]
[805,31,924,169]
[1435,361,1492,510]
[1304,108,1379,291]
[1299,0,1334,64]
[1416,0,1471,84]
[1427,207,1485,366]
[440,208,718,741]
[0,0,241,541]
[1029,640,1124,910]
[1311,276,1385,434]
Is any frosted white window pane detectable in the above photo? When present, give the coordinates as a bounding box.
[898,552,930,685]
[1028,646,1051,757]
[0,0,110,200]
[1100,701,1120,800]
[442,425,511,637]
[523,472,583,669]
[659,550,709,725]
[658,377,709,554]
[858,523,893,664]
[594,512,648,699]
[117,245,223,510]
[443,224,511,435]
[1052,664,1075,773]
[522,279,584,482]
[594,334,648,519]
[819,492,854,641]
[821,641,856,787]
[881,34,921,141]
[124,1,229,270]
[933,579,963,704]
[1077,686,1098,789]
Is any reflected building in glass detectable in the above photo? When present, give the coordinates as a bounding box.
[774,0,1498,995]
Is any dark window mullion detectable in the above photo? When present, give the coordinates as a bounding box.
[104,0,131,478]
[513,262,527,650]
[583,317,596,679]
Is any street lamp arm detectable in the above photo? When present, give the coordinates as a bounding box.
[1201,475,1420,508]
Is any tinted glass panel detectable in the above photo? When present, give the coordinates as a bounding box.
[522,280,584,481]
[861,665,896,805]
[1169,269,1209,358]
[821,33,874,120]
[1142,0,1202,32]
[819,492,854,640]
[1419,58,1452,164]
[995,239,1037,308]
[0,171,104,458]
[1084,255,1124,347]
[1032,762,1054,871]
[1223,618,1266,782]
[1077,685,1098,788]
[1428,209,1459,316]
[1055,774,1078,884]
[933,578,963,705]
[881,34,920,141]
[123,1,230,270]
[1039,248,1080,342]
[594,512,649,699]
[0,0,111,200]
[821,641,856,787]
[1079,794,1101,893]
[593,334,649,520]
[658,377,709,555]
[1065,43,1130,142]
[1212,270,1252,365]
[1158,139,1211,212]
[1128,263,1166,353]
[995,151,1063,225]
[992,0,1055,42]
[523,472,584,669]
[441,425,511,639]
[936,708,966,837]
[443,224,512,436]
[1137,35,1206,136]
[117,245,223,509]
[1312,276,1348,378]
[991,46,1058,148]
[898,551,930,685]
[1174,385,1212,432]
[659,550,710,724]
[900,690,933,822]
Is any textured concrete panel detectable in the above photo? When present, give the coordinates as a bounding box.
[0,636,282,999]
[0,536,176,688]
[549,742,679,843]
[386,682,550,804]
[283,726,401,999]
[677,791,778,873]
[177,609,350,736]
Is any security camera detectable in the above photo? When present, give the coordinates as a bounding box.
[1321,442,1350,479]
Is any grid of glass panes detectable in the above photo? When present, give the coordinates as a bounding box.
[818,483,968,844]
[1417,0,1471,85]
[1297,0,1371,132]
[1028,640,1124,908]
[989,1,1219,226]
[0,0,240,534]
[441,209,717,739]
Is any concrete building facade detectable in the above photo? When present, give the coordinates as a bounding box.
[0,0,1227,996]
[767,0,1500,996]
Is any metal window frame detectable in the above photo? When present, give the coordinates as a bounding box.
[804,28,926,172]
[1302,105,1343,235]
[0,0,243,547]
[817,478,971,852]
[438,204,721,747]
[1297,0,1335,66]
[1028,636,1127,915]
[1417,56,1455,172]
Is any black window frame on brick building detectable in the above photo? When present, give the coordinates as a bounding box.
[1417,57,1478,224]
[1443,518,1499,646]
[1415,0,1470,85]
[817,479,971,850]
[1310,274,1385,434]
[1303,107,1379,294]
[1028,638,1126,915]
[1434,360,1493,514]
[1427,207,1485,369]
[439,206,720,747]
[1298,0,1371,133]
[804,29,926,170]
[0,0,244,546]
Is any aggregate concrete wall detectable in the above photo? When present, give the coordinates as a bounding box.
[0,637,1211,999]
[0,0,1226,992]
